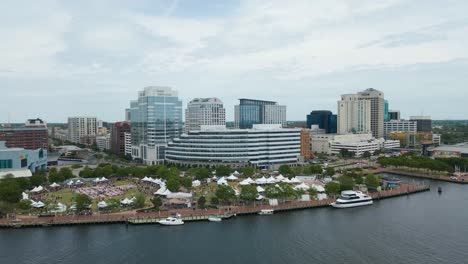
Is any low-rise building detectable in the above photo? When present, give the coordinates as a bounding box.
[165,124,301,169]
[384,120,417,139]
[0,141,47,173]
[430,143,468,158]
[96,135,110,151]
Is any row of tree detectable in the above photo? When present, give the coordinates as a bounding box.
[324,173,380,196]
[377,154,468,172]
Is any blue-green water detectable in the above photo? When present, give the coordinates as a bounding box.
[1,176,468,264]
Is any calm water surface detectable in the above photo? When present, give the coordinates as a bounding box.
[1,175,468,264]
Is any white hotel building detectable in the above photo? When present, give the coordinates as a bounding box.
[165,124,301,169]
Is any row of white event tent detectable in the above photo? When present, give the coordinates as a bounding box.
[93,177,109,183]
[67,179,84,186]
[239,175,302,186]
[141,177,165,185]
[120,197,135,206]
[30,186,44,193]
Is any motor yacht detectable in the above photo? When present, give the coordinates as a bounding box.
[331,191,373,208]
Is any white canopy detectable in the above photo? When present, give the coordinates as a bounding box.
[217,177,228,186]
[192,180,201,187]
[256,186,265,193]
[31,186,44,193]
[67,180,74,186]
[294,183,310,191]
[167,192,192,199]
[281,178,292,183]
[49,182,60,188]
[93,178,101,183]
[50,203,67,213]
[245,177,255,184]
[32,201,45,208]
[120,198,133,205]
[276,174,285,181]
[290,177,302,184]
[266,176,277,184]
[239,180,251,186]
[233,170,240,176]
[22,192,29,200]
[256,194,265,200]
[75,180,83,184]
[100,177,108,182]
[97,201,108,208]
[142,176,151,182]
[155,187,172,196]
[227,175,238,181]
[256,177,268,185]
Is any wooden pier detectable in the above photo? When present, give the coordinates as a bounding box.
[0,183,429,229]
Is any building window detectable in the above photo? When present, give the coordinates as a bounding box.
[21,159,28,168]
[0,159,13,169]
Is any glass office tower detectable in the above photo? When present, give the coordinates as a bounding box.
[306,110,337,134]
[234,99,286,129]
[129,86,182,164]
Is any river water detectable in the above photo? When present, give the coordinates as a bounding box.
[1,174,468,264]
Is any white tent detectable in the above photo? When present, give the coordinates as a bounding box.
[32,201,45,208]
[256,194,265,200]
[266,176,277,184]
[233,170,240,176]
[75,180,83,185]
[227,174,238,181]
[256,186,265,193]
[239,180,251,186]
[155,187,172,196]
[50,203,67,213]
[120,198,133,205]
[167,192,192,199]
[256,177,268,185]
[97,201,108,209]
[281,178,292,183]
[276,174,285,181]
[192,180,201,187]
[217,177,228,186]
[245,177,255,184]
[100,177,108,182]
[31,186,44,193]
[93,178,101,183]
[294,183,310,191]
[142,176,150,182]
[22,192,29,200]
[67,180,74,186]
[49,182,60,188]
[290,177,302,184]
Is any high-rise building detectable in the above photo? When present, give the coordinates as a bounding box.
[306,110,337,134]
[337,94,371,135]
[384,100,390,122]
[410,116,432,132]
[0,118,48,150]
[300,129,312,159]
[185,98,225,132]
[389,110,401,121]
[67,117,97,145]
[128,86,182,165]
[384,120,417,138]
[357,88,385,138]
[110,121,131,156]
[234,99,286,129]
[96,134,110,151]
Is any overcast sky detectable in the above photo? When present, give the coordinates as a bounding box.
[1,0,468,123]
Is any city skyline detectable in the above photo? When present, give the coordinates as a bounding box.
[2,0,468,122]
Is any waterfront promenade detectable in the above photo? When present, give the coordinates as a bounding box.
[0,183,429,228]
[376,168,467,184]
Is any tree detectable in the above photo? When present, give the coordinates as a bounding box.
[240,185,257,202]
[79,166,95,178]
[166,176,181,192]
[30,171,46,186]
[363,151,372,158]
[307,164,323,175]
[210,196,219,205]
[133,194,146,208]
[49,172,65,183]
[215,165,231,177]
[193,168,211,180]
[0,179,22,203]
[277,182,296,200]
[197,196,206,209]
[279,165,293,177]
[241,166,256,177]
[75,194,92,212]
[340,149,350,158]
[17,199,32,210]
[338,176,355,191]
[215,185,236,203]
[151,197,163,210]
[365,173,380,190]
[264,185,281,199]
[180,177,193,189]
[325,182,341,196]
[60,167,75,180]
[325,167,335,176]
[308,187,318,199]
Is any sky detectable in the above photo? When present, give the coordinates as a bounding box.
[1,0,468,123]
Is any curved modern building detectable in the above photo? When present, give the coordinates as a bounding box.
[165,124,301,169]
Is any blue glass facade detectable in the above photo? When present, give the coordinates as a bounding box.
[306,110,337,134]
[384,100,390,122]
[129,87,182,163]
[237,99,277,129]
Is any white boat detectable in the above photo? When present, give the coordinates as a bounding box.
[208,216,222,222]
[158,214,184,226]
[258,209,274,215]
[331,191,373,208]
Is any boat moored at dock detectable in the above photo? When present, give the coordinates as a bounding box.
[331,191,373,208]
[258,209,274,215]
[158,214,184,226]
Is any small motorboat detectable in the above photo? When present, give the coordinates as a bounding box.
[208,216,222,222]
[437,187,442,194]
[258,209,274,215]
[158,213,184,226]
